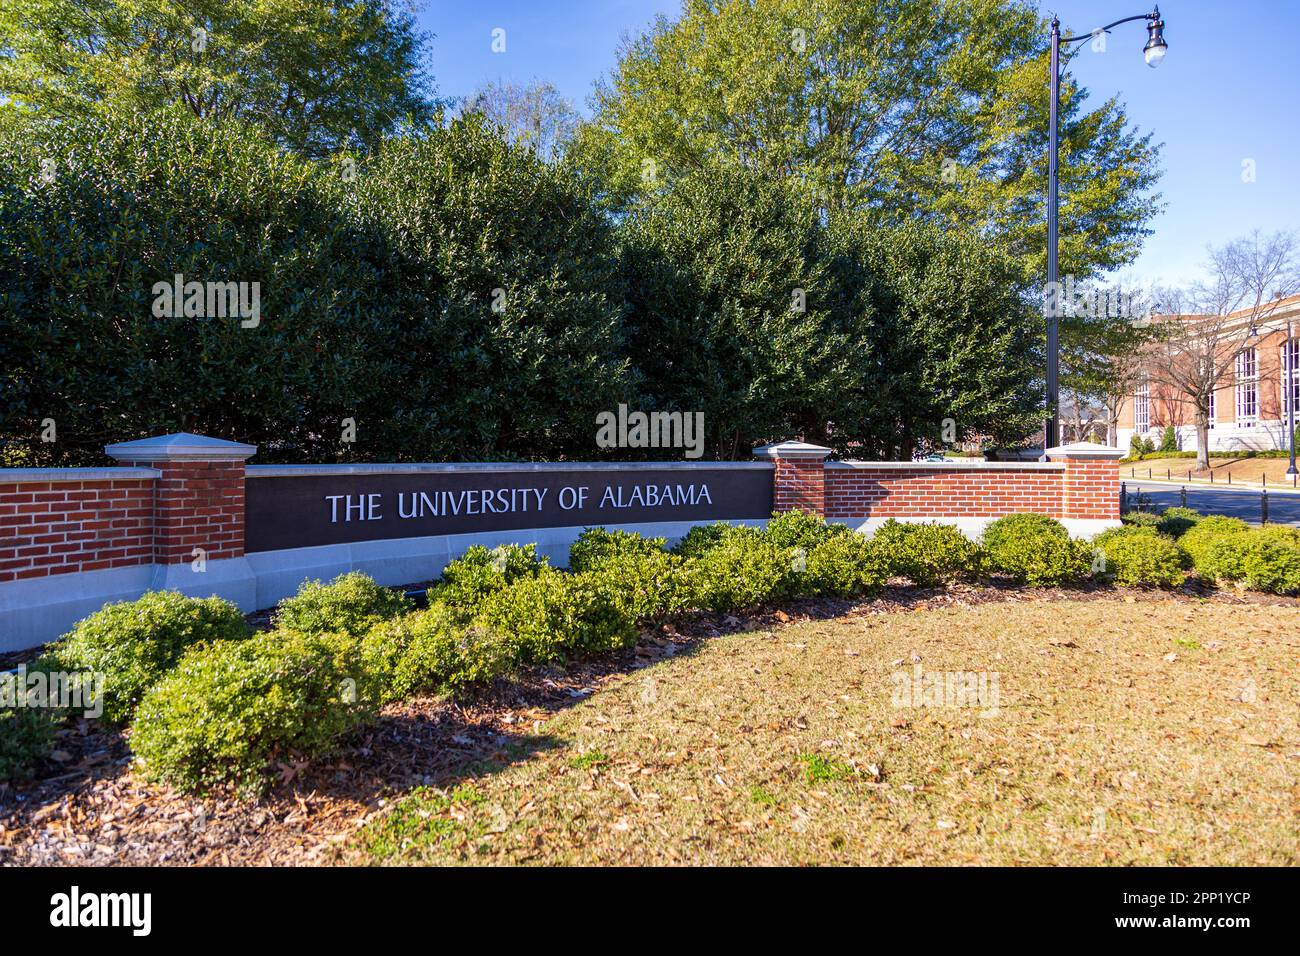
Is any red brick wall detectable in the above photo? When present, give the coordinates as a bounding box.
[1056,458,1121,520]
[0,477,156,583]
[773,457,826,514]
[142,460,246,563]
[824,465,1066,519]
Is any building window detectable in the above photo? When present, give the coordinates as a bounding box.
[1208,389,1215,429]
[1235,348,1258,426]
[1134,378,1150,433]
[1283,339,1300,418]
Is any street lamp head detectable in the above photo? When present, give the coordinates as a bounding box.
[1143,7,1167,67]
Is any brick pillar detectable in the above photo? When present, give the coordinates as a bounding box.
[1044,441,1127,521]
[752,441,833,516]
[105,433,257,565]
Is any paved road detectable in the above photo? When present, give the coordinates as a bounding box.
[1122,481,1300,526]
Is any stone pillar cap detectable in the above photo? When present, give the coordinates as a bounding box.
[752,440,834,460]
[105,432,258,462]
[1043,441,1127,460]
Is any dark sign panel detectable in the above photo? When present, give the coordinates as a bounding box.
[244,467,773,553]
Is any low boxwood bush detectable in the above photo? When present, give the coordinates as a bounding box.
[796,531,888,598]
[981,513,1088,586]
[568,528,667,573]
[763,509,848,552]
[1121,511,1161,529]
[1199,529,1300,594]
[671,521,737,559]
[585,550,698,622]
[131,629,375,795]
[869,520,983,586]
[361,605,514,702]
[1179,516,1251,570]
[433,544,547,611]
[1155,506,1201,538]
[1092,527,1188,588]
[475,568,637,663]
[46,591,249,724]
[689,527,794,611]
[273,572,409,637]
[0,705,58,783]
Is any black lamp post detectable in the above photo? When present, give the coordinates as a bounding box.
[1045,6,1167,449]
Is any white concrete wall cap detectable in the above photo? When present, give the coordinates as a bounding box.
[1043,441,1127,460]
[105,432,258,462]
[0,467,162,482]
[752,440,834,459]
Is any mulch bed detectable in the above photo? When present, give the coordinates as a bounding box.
[2,580,1294,867]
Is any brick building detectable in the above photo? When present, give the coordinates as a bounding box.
[1116,293,1300,452]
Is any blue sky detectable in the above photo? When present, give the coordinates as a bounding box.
[418,0,1300,288]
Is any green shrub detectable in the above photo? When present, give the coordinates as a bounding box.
[274,572,409,637]
[1159,425,1177,453]
[0,705,58,783]
[1121,510,1161,528]
[131,630,375,795]
[361,605,514,702]
[689,528,795,611]
[869,520,983,586]
[568,527,667,573]
[981,514,1088,586]
[1199,529,1300,594]
[0,107,409,468]
[763,509,848,552]
[796,531,888,598]
[433,544,547,612]
[1180,516,1252,569]
[45,591,249,724]
[1156,506,1201,538]
[671,522,738,559]
[475,569,637,663]
[1091,527,1188,588]
[583,550,698,622]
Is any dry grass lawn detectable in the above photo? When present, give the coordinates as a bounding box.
[350,600,1300,866]
[1128,456,1300,486]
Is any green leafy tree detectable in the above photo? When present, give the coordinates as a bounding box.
[0,107,407,464]
[346,117,634,460]
[0,0,435,159]
[824,216,1042,457]
[578,0,1162,282]
[618,163,853,458]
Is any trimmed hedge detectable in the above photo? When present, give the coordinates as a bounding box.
[1092,527,1188,588]
[870,520,983,586]
[689,526,795,611]
[131,630,375,795]
[1156,506,1201,538]
[433,544,547,612]
[474,568,637,663]
[47,591,250,724]
[274,572,409,637]
[0,705,58,783]
[1179,516,1252,569]
[361,605,513,702]
[982,514,1089,586]
[798,531,887,597]
[568,527,668,573]
[1199,528,1300,594]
